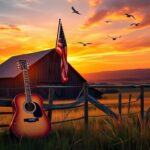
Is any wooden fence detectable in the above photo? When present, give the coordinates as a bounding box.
[0,83,150,128]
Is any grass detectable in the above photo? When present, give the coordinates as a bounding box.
[0,116,150,150]
[0,90,150,149]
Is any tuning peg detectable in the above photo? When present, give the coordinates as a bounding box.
[16,63,20,69]
[17,66,21,69]
[27,63,30,69]
[16,62,19,65]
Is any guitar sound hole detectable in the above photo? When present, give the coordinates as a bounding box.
[24,102,35,112]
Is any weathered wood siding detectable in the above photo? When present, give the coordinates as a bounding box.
[0,50,101,99]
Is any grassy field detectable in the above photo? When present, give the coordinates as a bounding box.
[0,116,150,150]
[0,90,150,149]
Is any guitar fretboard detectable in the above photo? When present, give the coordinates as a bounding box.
[22,69,32,103]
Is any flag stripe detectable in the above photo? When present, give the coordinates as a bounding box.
[56,21,68,82]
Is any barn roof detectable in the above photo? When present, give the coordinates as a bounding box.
[0,49,52,78]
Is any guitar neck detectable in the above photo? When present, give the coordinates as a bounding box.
[22,69,32,103]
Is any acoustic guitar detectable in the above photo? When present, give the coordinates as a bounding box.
[10,60,51,138]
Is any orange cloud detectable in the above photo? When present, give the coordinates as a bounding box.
[83,0,150,29]
[117,37,150,51]
[67,0,76,3]
[89,0,102,7]
[0,24,21,31]
[68,49,150,73]
[81,10,107,29]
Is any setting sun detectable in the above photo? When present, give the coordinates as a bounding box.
[0,0,150,74]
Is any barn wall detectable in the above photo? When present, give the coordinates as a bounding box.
[0,50,101,99]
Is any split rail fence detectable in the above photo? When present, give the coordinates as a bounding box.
[0,83,150,128]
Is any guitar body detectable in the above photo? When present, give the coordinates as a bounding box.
[10,93,50,138]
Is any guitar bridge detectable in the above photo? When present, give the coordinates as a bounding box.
[24,118,39,123]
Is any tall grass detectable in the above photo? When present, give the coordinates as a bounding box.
[0,116,150,150]
[0,90,150,149]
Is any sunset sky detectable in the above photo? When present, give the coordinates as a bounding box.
[0,0,150,73]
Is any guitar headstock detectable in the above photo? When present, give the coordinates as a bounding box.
[17,60,29,70]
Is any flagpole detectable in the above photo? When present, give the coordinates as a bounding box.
[53,19,61,84]
[55,18,61,48]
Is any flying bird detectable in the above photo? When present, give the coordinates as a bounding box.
[71,6,81,15]
[130,22,140,27]
[78,42,92,46]
[124,13,136,20]
[108,35,122,41]
[105,20,112,24]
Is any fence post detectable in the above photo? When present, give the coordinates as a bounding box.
[118,91,122,117]
[128,93,132,115]
[48,87,54,121]
[84,82,88,129]
[140,86,144,120]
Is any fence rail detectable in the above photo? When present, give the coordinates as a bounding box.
[0,83,150,128]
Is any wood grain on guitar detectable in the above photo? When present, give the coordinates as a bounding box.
[10,60,51,138]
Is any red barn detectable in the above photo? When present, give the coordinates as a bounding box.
[0,49,102,99]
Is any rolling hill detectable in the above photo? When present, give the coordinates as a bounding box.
[82,69,150,84]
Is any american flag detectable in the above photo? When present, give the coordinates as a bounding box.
[56,20,68,82]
